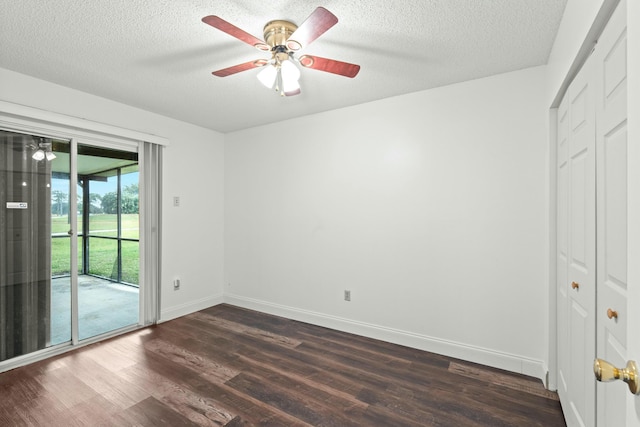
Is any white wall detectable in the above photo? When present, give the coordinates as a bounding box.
[225,66,549,379]
[0,67,225,321]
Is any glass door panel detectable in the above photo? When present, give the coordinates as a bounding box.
[77,143,139,340]
[50,144,74,346]
[0,130,71,359]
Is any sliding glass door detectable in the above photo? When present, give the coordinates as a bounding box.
[0,129,142,362]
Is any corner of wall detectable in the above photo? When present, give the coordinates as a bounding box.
[160,293,225,323]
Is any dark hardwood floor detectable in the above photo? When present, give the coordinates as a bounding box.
[0,304,566,426]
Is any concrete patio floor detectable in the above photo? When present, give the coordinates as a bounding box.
[50,275,139,344]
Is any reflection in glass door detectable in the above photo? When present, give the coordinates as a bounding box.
[0,130,71,360]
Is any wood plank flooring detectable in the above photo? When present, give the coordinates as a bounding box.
[0,304,566,426]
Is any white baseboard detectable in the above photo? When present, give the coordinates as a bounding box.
[223,293,547,383]
[160,293,224,322]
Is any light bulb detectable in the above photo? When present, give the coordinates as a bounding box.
[45,151,57,161]
[257,65,277,89]
[32,149,45,161]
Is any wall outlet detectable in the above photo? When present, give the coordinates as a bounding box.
[344,290,351,301]
[173,196,180,207]
[173,279,181,290]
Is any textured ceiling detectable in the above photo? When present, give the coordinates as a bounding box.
[0,0,567,133]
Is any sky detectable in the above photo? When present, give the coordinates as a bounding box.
[51,172,138,205]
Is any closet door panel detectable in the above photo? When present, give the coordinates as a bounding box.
[595,1,628,424]
[558,53,597,427]
[557,98,570,397]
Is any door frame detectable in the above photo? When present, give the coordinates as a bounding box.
[625,0,640,423]
[0,101,165,372]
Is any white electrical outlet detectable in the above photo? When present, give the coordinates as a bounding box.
[173,196,180,207]
[344,290,351,301]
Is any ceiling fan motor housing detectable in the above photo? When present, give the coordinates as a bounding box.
[263,20,301,54]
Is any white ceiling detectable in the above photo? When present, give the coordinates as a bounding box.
[0,0,567,133]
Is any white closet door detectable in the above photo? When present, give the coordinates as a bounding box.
[595,1,628,425]
[556,86,570,405]
[557,53,597,427]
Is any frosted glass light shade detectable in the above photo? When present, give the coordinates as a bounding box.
[282,78,300,95]
[280,59,300,83]
[32,150,45,161]
[257,65,277,89]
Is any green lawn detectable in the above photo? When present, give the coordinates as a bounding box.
[51,214,139,238]
[51,214,139,284]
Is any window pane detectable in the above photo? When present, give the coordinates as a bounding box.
[51,236,82,276]
[122,170,139,239]
[121,240,139,285]
[88,237,118,280]
[51,236,70,277]
[76,182,83,236]
[90,176,118,238]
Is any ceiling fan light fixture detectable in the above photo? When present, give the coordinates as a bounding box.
[257,58,301,95]
[280,60,301,96]
[32,149,45,161]
[282,75,301,95]
[32,138,56,161]
[257,64,277,89]
[281,59,300,82]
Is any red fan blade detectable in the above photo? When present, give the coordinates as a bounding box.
[202,15,270,51]
[298,55,360,78]
[212,59,267,77]
[286,7,338,51]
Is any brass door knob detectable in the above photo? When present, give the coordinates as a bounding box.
[607,308,618,319]
[594,358,640,395]
[571,281,580,290]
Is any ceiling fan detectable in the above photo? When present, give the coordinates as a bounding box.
[202,7,360,97]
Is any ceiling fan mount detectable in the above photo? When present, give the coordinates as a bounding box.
[262,20,300,52]
[201,7,360,96]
